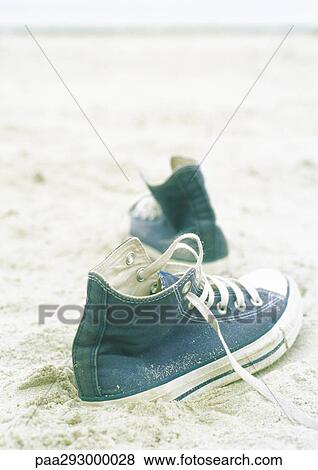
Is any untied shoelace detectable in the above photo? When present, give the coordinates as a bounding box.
[139,233,318,430]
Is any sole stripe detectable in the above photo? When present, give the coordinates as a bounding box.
[175,338,285,401]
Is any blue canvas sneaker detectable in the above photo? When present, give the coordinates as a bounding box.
[128,156,228,273]
[72,234,318,429]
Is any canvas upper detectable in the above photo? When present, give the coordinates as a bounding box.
[72,236,288,402]
[129,156,228,263]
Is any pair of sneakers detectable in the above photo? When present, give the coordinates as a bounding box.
[72,157,317,429]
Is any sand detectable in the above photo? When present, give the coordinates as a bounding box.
[0,30,317,449]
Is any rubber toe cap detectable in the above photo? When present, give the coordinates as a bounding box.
[239,268,288,297]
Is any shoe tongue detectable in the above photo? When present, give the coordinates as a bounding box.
[158,270,179,290]
[170,155,197,172]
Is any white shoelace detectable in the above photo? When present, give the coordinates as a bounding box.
[130,194,162,221]
[140,233,318,430]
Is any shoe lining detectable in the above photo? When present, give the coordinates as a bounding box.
[91,238,160,297]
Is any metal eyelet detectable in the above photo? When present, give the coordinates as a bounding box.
[136,267,145,282]
[187,302,194,310]
[234,301,246,312]
[217,301,227,315]
[251,297,263,307]
[125,252,135,266]
[150,281,158,294]
[182,280,192,295]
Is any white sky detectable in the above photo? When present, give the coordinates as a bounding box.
[0,0,317,29]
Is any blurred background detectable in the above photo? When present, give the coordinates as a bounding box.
[1,0,318,450]
[1,0,318,31]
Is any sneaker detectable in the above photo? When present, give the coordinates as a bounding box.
[128,156,228,273]
[72,234,318,429]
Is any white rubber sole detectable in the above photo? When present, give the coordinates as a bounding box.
[84,276,302,405]
[141,241,229,275]
[118,211,229,275]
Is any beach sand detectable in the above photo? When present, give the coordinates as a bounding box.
[0,31,317,449]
